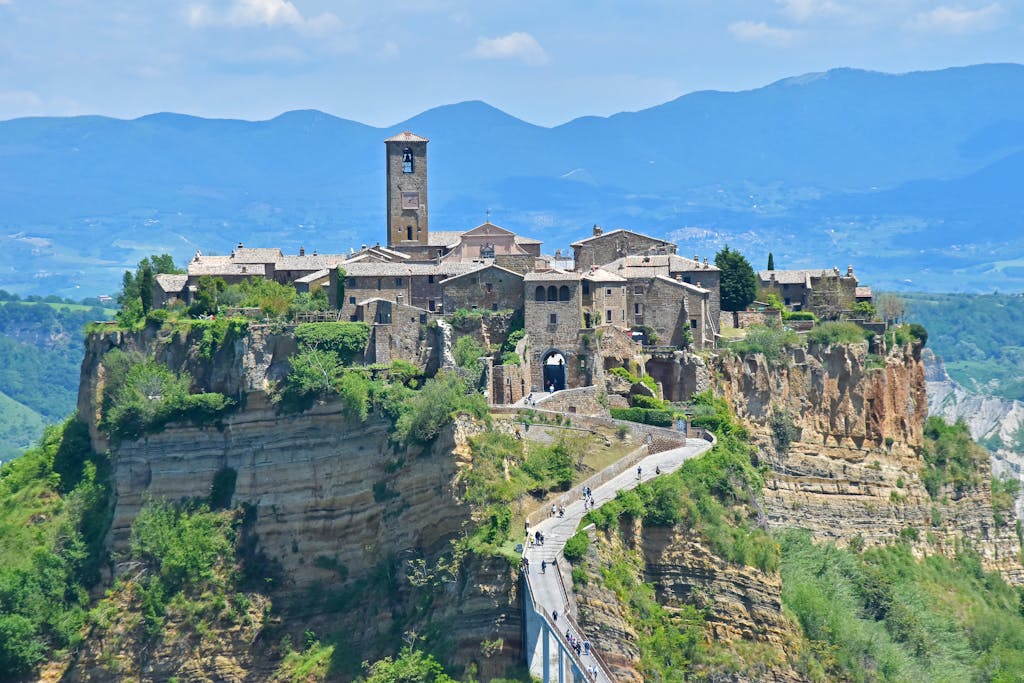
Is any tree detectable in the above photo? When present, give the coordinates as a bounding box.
[715,246,758,312]
[767,252,775,271]
[876,293,906,325]
[139,263,154,315]
[116,254,182,325]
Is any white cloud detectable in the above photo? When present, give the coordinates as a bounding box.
[776,0,847,22]
[471,32,549,66]
[911,3,1003,34]
[728,20,800,46]
[187,0,341,34]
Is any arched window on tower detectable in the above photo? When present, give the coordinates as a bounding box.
[407,226,413,241]
[535,286,546,302]
[402,147,413,173]
[559,285,570,301]
[547,285,558,302]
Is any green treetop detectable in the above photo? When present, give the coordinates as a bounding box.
[715,246,758,312]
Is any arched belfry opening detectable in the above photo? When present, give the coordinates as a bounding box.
[542,350,567,392]
[402,147,413,173]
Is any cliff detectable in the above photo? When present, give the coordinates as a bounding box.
[71,325,523,679]
[715,340,1024,581]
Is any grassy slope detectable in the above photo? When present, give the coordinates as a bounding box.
[903,291,1024,400]
[0,389,47,461]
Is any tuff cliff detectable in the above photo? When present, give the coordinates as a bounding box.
[71,324,523,680]
[715,340,1023,580]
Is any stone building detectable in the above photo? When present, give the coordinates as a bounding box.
[571,226,677,270]
[523,270,585,392]
[385,131,430,254]
[580,266,627,329]
[353,298,434,366]
[441,264,524,315]
[758,266,860,318]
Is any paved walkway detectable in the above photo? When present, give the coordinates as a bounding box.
[523,437,715,681]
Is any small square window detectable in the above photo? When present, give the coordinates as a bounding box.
[486,283,493,293]
[606,310,612,322]
[428,300,436,311]
[634,286,644,295]
[549,313,558,325]
[349,296,356,305]
[606,288,612,295]
[428,275,435,284]
[690,319,698,329]
[491,303,498,311]
[395,277,403,286]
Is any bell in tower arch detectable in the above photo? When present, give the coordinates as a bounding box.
[402,147,413,173]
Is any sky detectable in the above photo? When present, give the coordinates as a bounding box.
[0,0,1022,127]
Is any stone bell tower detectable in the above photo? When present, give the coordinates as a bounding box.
[385,131,429,249]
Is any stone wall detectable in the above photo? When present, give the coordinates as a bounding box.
[494,254,540,274]
[532,386,610,417]
[645,350,712,403]
[491,362,527,405]
[582,280,627,328]
[442,265,524,315]
[573,231,676,270]
[336,273,411,319]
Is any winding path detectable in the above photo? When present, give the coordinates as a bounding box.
[522,437,715,682]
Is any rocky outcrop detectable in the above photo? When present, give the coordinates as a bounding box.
[716,341,1024,582]
[925,349,1024,520]
[574,520,808,682]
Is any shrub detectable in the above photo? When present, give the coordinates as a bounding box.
[783,310,818,322]
[294,322,370,364]
[499,351,521,366]
[393,372,487,445]
[807,321,870,346]
[563,530,590,563]
[908,323,928,346]
[921,417,986,498]
[731,325,803,362]
[453,335,487,372]
[610,407,673,427]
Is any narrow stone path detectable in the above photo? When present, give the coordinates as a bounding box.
[523,437,714,682]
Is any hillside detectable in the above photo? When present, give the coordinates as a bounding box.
[0,299,114,460]
[3,64,1024,296]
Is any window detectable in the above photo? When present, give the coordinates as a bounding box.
[683,276,691,284]
[349,296,356,305]
[428,300,435,311]
[784,297,791,306]
[690,319,698,329]
[486,283,493,293]
[491,303,498,311]
[606,288,612,295]
[535,286,546,302]
[348,277,356,287]
[547,285,557,301]
[377,278,382,290]
[634,285,644,295]
[582,281,590,295]
[634,303,642,315]
[395,277,403,286]
[402,147,413,173]
[558,285,570,301]
[428,275,435,284]
[406,226,413,241]
[549,313,558,325]
[606,310,612,323]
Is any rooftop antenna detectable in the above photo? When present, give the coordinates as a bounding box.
[485,208,491,224]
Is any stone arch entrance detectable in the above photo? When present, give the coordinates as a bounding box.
[542,350,567,392]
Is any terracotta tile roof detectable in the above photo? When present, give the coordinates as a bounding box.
[524,269,581,282]
[440,263,523,284]
[582,267,626,283]
[188,262,267,276]
[154,274,188,293]
[231,247,284,262]
[569,228,674,248]
[428,231,464,247]
[384,130,429,143]
[654,274,710,295]
[605,254,719,277]
[514,235,542,245]
[275,254,349,271]
[758,269,832,285]
[294,269,330,284]
[855,286,873,298]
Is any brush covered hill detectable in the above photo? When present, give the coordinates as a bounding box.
[3,64,1024,296]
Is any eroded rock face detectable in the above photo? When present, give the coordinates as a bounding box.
[716,342,1024,582]
[574,520,808,682]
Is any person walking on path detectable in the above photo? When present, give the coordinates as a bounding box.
[637,465,642,480]
[541,560,547,574]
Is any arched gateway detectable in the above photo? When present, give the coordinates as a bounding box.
[542,350,566,392]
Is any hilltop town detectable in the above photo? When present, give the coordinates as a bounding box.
[151,131,873,406]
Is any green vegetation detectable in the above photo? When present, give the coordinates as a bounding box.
[610,406,673,427]
[920,416,987,499]
[991,474,1020,528]
[562,529,590,563]
[780,530,1024,682]
[461,431,588,555]
[453,335,487,373]
[902,292,1024,400]
[360,645,456,682]
[807,320,871,346]
[589,393,777,573]
[729,324,803,362]
[116,254,183,327]
[0,419,110,677]
[99,349,235,441]
[715,245,758,312]
[608,365,657,392]
[0,300,114,457]
[294,322,370,364]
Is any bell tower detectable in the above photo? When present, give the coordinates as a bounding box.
[385,131,429,248]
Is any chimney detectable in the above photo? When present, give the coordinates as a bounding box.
[703,257,708,266]
[694,254,699,262]
[847,265,854,277]
[833,265,840,275]
[237,242,244,249]
[555,249,562,260]
[299,246,305,256]
[313,250,318,256]
[593,224,603,236]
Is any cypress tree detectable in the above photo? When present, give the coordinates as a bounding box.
[767,252,775,271]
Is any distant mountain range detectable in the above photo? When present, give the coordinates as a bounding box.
[2,63,1024,296]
